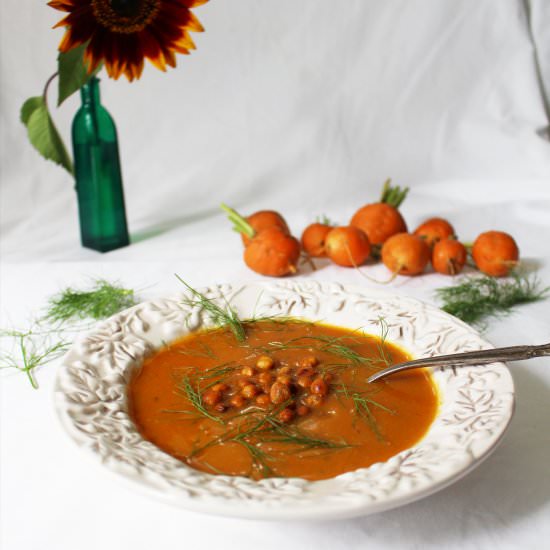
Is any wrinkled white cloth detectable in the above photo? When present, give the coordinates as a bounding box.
[1,0,550,258]
[1,0,549,549]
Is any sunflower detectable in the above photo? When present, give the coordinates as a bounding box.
[48,0,209,81]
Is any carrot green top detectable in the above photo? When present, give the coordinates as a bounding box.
[220,203,256,239]
[379,179,409,209]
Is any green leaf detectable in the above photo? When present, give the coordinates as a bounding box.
[57,44,96,107]
[21,96,43,125]
[21,96,74,176]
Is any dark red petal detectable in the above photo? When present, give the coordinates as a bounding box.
[171,0,209,7]
[48,0,90,13]
[138,29,162,61]
[87,27,111,72]
[63,10,96,44]
[48,0,73,13]
[158,3,203,32]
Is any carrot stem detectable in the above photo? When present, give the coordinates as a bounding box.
[300,252,317,271]
[220,203,256,239]
[379,179,409,209]
[343,242,398,284]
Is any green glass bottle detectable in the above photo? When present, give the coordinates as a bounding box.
[72,77,130,252]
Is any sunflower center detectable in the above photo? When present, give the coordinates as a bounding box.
[91,0,160,33]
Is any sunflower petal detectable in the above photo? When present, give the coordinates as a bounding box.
[53,15,71,29]
[164,48,177,68]
[47,1,73,12]
[83,49,97,74]
[178,0,210,7]
[174,31,196,50]
[143,31,168,71]
[59,30,83,52]
[139,30,163,66]
[185,11,204,32]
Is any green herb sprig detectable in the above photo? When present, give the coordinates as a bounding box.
[0,326,70,389]
[259,334,380,369]
[45,279,137,323]
[175,375,226,424]
[176,275,246,342]
[189,407,352,477]
[261,416,351,451]
[333,383,395,441]
[2,279,137,388]
[375,317,392,366]
[436,275,548,325]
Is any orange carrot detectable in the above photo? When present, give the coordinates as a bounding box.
[301,222,333,257]
[472,231,519,277]
[350,179,408,247]
[432,239,467,275]
[240,210,289,247]
[244,227,301,277]
[414,217,455,249]
[325,226,371,267]
[221,204,300,277]
[381,233,430,276]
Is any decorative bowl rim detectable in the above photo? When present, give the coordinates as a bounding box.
[54,280,514,520]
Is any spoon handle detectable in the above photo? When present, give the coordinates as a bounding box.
[367,342,550,383]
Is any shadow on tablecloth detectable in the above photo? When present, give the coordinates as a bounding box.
[279,364,550,546]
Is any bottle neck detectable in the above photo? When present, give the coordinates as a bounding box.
[80,77,101,106]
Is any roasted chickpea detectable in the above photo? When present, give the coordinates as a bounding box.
[203,390,221,406]
[214,403,227,413]
[277,374,293,386]
[296,405,310,416]
[278,407,295,423]
[230,395,245,408]
[278,366,291,376]
[304,394,323,408]
[241,366,255,377]
[237,378,250,388]
[255,393,271,407]
[258,372,272,385]
[298,356,318,369]
[256,355,274,370]
[296,375,312,389]
[270,382,291,404]
[211,383,228,393]
[310,377,328,396]
[296,366,316,378]
[241,384,259,399]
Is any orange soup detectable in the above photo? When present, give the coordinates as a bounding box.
[128,320,438,481]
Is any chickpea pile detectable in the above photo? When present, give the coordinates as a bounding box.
[202,355,331,423]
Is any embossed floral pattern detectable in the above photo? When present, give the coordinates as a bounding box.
[55,282,514,518]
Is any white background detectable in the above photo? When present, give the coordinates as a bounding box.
[1,1,550,549]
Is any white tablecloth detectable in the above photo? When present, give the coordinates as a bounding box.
[1,193,550,550]
[1,1,550,548]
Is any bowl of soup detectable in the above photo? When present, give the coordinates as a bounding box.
[54,281,514,520]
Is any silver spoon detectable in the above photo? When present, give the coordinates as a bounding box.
[367,342,550,383]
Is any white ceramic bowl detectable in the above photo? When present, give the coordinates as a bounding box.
[55,281,514,520]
